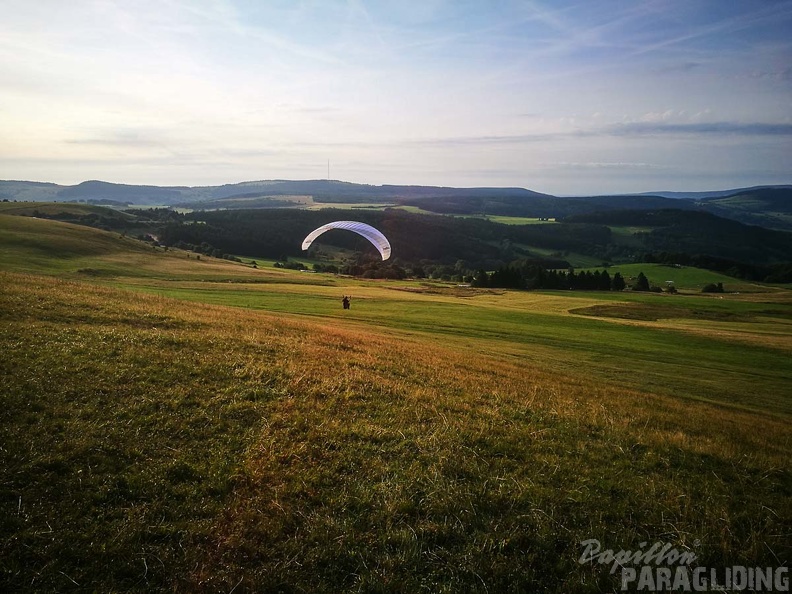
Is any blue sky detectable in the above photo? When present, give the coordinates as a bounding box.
[1,0,790,194]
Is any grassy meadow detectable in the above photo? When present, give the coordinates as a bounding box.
[1,214,790,592]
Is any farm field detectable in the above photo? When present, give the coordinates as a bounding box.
[0,201,134,217]
[307,202,395,211]
[482,215,557,225]
[1,215,790,592]
[580,263,774,293]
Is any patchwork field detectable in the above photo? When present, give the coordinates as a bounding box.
[1,215,790,592]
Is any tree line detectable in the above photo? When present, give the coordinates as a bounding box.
[471,263,658,292]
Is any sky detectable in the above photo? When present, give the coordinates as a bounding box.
[1,0,791,195]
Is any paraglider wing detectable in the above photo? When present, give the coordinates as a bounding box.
[301,221,392,260]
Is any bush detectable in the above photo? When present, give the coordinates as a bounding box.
[702,282,725,293]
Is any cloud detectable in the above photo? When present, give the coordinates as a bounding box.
[404,133,557,147]
[384,121,792,149]
[630,1,792,57]
[652,61,703,74]
[604,122,792,137]
[66,133,166,148]
[546,162,666,170]
[746,66,792,82]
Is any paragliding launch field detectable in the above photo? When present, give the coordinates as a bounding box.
[1,213,790,592]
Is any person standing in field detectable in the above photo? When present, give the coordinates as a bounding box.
[342,295,350,310]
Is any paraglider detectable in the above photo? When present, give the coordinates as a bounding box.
[301,221,392,261]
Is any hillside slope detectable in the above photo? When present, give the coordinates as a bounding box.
[4,179,791,233]
[0,214,261,280]
[0,220,790,591]
[0,179,553,206]
[565,208,792,266]
[0,214,150,273]
[698,187,792,230]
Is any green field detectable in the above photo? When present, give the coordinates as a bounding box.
[1,214,790,592]
[312,204,562,225]
[483,215,557,225]
[517,243,605,268]
[389,208,560,225]
[0,200,138,219]
[308,202,395,211]
[583,263,769,292]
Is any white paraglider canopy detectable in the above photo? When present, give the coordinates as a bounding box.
[301,221,392,261]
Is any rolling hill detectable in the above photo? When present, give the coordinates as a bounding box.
[1,211,790,591]
[696,187,792,230]
[638,185,792,200]
[4,198,791,282]
[4,178,790,231]
[0,179,552,207]
[565,208,792,265]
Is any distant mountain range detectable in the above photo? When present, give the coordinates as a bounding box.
[638,186,792,200]
[1,179,791,230]
[0,179,551,205]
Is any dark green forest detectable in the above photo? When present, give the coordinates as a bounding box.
[156,209,614,268]
[151,207,792,283]
[565,209,792,267]
[8,196,791,283]
[399,193,698,219]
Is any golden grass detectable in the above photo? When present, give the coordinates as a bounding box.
[656,318,792,351]
[11,283,781,513]
[2,255,791,590]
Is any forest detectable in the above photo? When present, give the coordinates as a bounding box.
[152,207,792,283]
[156,208,612,268]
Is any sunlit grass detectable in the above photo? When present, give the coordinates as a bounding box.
[1,214,791,592]
[0,201,136,218]
[584,262,771,292]
[1,272,789,592]
[307,202,394,210]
